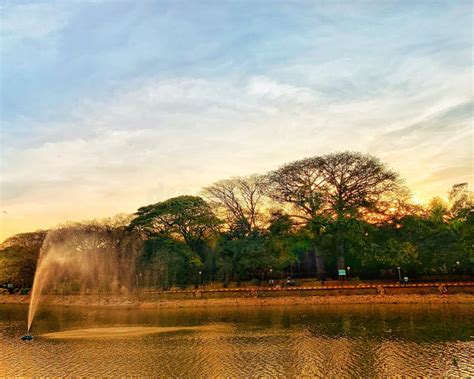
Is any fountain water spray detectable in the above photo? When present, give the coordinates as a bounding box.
[27,222,142,333]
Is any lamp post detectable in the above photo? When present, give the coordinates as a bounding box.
[269,268,273,287]
[346,266,351,280]
[397,266,401,284]
[198,271,202,287]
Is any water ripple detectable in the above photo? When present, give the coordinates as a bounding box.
[1,303,473,377]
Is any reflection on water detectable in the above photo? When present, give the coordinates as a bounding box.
[1,303,473,377]
[42,325,231,339]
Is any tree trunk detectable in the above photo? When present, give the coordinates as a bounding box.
[337,256,345,270]
[316,255,325,279]
[336,228,345,270]
[315,246,325,279]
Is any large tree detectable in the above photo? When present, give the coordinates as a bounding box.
[318,152,402,268]
[267,151,402,271]
[202,175,267,236]
[0,231,47,288]
[129,195,220,252]
[139,236,199,290]
[266,157,326,221]
[449,183,473,219]
[266,157,329,277]
[318,151,401,218]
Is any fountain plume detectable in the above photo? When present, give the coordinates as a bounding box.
[27,221,142,332]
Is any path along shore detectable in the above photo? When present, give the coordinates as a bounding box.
[2,282,473,309]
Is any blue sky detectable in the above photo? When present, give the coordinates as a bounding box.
[1,0,473,240]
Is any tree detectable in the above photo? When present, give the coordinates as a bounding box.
[0,231,47,287]
[266,157,326,221]
[455,210,474,274]
[221,231,269,283]
[4,152,471,288]
[427,197,448,223]
[318,152,402,268]
[202,175,267,236]
[266,158,328,278]
[380,214,460,276]
[266,211,299,277]
[215,240,233,288]
[129,196,220,252]
[267,152,403,272]
[318,151,401,218]
[140,236,199,290]
[449,183,474,219]
[130,196,220,284]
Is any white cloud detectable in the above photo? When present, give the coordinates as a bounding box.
[246,76,316,103]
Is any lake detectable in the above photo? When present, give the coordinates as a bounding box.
[1,303,473,377]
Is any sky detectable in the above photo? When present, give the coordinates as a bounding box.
[0,0,473,242]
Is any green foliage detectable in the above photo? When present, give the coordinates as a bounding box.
[428,197,448,223]
[130,195,220,251]
[0,231,46,287]
[449,183,474,219]
[140,236,201,289]
[2,156,472,288]
[268,211,293,236]
[221,232,268,280]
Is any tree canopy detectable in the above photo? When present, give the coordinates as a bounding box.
[130,195,220,251]
[2,152,472,291]
[202,175,267,236]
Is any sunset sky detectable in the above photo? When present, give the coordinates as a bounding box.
[1,1,472,242]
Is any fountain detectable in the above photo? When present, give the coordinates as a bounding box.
[26,222,142,335]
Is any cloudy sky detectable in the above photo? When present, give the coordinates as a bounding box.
[1,0,472,241]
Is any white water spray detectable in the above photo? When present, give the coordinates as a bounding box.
[27,223,141,332]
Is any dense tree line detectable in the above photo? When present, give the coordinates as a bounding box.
[1,152,472,290]
[130,152,473,288]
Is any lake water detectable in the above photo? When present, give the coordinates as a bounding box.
[1,303,473,377]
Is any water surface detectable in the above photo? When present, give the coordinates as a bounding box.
[1,303,473,377]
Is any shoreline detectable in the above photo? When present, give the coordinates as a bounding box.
[2,293,474,309]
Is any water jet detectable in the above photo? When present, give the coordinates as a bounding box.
[27,222,142,333]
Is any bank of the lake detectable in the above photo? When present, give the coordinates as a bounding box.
[2,288,474,309]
